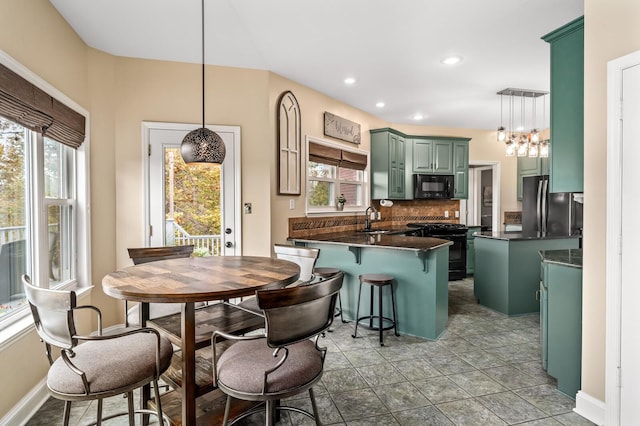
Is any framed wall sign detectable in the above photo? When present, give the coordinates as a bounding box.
[277,91,301,195]
[324,112,361,144]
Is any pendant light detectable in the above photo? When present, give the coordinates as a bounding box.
[180,0,226,165]
[497,93,506,142]
[497,88,548,157]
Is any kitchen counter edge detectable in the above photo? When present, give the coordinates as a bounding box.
[539,248,583,269]
[474,231,582,241]
[288,232,452,252]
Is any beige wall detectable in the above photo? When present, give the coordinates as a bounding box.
[0,0,92,417]
[582,0,640,402]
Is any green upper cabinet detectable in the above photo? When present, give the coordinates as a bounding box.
[370,128,408,199]
[370,129,469,200]
[452,140,469,199]
[542,17,584,193]
[517,156,550,200]
[412,139,453,174]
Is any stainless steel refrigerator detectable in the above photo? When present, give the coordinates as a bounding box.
[521,175,583,237]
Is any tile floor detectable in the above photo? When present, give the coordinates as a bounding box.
[25,278,595,425]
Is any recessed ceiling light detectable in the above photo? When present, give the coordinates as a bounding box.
[344,77,356,85]
[412,113,424,121]
[376,101,385,108]
[441,56,463,65]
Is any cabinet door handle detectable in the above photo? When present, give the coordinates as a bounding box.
[535,289,541,301]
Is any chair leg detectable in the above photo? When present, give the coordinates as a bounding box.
[378,285,384,346]
[222,395,232,426]
[352,281,363,338]
[96,398,103,426]
[338,292,347,323]
[153,378,164,425]
[369,285,374,329]
[126,392,135,425]
[309,388,321,426]
[62,401,71,426]
[390,281,399,336]
[265,400,275,426]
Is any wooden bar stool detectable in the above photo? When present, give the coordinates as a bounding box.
[313,267,346,323]
[351,273,399,346]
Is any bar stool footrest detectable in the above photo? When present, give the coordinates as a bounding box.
[353,315,396,332]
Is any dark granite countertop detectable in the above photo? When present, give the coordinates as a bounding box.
[474,231,582,241]
[289,231,452,252]
[539,249,583,268]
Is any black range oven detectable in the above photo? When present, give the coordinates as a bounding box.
[406,223,468,281]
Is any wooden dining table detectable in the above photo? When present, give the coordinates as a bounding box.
[102,255,300,425]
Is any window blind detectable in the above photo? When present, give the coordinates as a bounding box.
[0,63,85,148]
[309,141,367,170]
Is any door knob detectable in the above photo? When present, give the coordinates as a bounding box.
[225,228,232,234]
[225,242,233,248]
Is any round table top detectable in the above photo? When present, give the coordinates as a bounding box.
[102,255,300,303]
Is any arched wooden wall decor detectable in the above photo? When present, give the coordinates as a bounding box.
[277,91,301,195]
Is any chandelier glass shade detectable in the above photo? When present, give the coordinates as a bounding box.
[180,0,226,165]
[497,88,549,158]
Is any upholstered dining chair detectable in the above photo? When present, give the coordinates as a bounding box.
[212,271,344,426]
[23,275,173,426]
[125,245,196,326]
[236,244,319,315]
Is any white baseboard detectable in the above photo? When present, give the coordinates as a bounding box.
[0,377,49,426]
[575,390,606,426]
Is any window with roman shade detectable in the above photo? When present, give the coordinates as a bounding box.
[0,57,89,329]
[306,137,368,214]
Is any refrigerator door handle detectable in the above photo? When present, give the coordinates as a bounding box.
[536,180,543,233]
[541,179,549,233]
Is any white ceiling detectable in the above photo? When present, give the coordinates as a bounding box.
[49,0,583,130]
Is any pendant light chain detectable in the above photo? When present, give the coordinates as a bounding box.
[201,0,205,129]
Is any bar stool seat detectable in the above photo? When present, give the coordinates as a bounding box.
[313,267,346,323]
[351,273,399,346]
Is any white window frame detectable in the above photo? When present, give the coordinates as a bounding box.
[305,135,369,215]
[0,51,91,336]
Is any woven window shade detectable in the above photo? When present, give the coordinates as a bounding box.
[309,141,341,166]
[0,63,85,148]
[340,150,367,170]
[309,141,368,170]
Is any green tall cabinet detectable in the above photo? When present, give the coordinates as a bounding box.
[370,128,408,199]
[542,17,584,193]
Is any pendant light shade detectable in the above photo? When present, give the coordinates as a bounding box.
[181,0,225,165]
[181,127,226,163]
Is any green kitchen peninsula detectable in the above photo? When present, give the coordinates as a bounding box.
[289,232,452,340]
[473,232,580,315]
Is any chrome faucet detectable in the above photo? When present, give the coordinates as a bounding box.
[364,205,377,231]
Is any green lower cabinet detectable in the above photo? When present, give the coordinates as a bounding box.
[294,242,450,340]
[466,226,481,275]
[545,262,582,398]
[473,236,579,315]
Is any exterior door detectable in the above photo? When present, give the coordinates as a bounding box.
[143,122,241,255]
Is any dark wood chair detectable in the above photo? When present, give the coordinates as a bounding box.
[125,245,196,326]
[23,275,173,425]
[212,272,344,425]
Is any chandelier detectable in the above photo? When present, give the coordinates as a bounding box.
[496,88,549,158]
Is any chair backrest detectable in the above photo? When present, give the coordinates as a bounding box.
[22,275,77,350]
[127,245,194,265]
[273,244,319,282]
[256,271,343,347]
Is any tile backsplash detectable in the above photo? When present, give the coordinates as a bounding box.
[289,199,461,238]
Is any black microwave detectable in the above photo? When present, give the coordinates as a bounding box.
[413,174,454,199]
